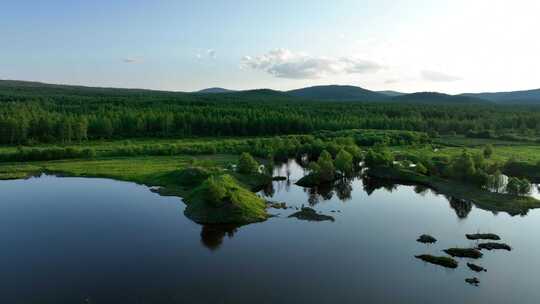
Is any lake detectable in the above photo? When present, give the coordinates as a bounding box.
[1,160,539,304]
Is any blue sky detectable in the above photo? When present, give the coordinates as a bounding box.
[1,0,539,93]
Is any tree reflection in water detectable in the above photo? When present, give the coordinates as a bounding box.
[200,225,238,251]
[447,197,473,219]
[361,176,398,195]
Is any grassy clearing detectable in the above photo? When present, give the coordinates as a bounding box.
[392,144,540,165]
[0,154,237,190]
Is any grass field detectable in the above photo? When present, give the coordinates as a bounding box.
[0,154,237,188]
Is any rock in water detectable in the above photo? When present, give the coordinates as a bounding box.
[415,255,458,269]
[444,248,483,259]
[417,234,437,244]
[467,263,487,272]
[267,201,288,209]
[288,207,335,222]
[466,233,501,240]
[477,242,512,251]
[465,277,480,286]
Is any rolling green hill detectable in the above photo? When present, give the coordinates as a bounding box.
[287,85,387,101]
[462,88,540,104]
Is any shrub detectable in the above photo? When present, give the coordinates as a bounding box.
[237,152,259,174]
[416,163,428,175]
[506,177,531,196]
[483,144,494,158]
[335,149,354,174]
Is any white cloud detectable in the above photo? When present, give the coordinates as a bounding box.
[207,49,216,59]
[242,49,382,79]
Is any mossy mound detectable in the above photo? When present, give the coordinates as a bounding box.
[466,233,500,241]
[477,242,512,251]
[176,166,211,187]
[233,172,272,192]
[415,255,458,268]
[465,277,480,286]
[444,248,483,259]
[417,234,437,244]
[184,174,268,225]
[295,173,320,187]
[467,263,487,272]
[289,207,335,222]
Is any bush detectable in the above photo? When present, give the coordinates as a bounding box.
[483,144,494,158]
[506,177,531,196]
[237,152,259,174]
[315,150,335,182]
[335,149,354,174]
[416,163,428,175]
[364,146,394,168]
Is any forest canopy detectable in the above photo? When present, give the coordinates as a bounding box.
[1,81,540,145]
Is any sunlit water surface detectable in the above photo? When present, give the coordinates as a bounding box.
[1,160,539,304]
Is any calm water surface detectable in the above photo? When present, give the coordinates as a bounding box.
[1,160,539,304]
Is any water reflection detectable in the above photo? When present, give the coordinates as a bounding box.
[4,167,540,303]
[334,178,353,201]
[265,160,511,221]
[200,225,238,251]
[361,175,398,195]
[448,197,473,219]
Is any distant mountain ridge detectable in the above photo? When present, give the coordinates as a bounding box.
[196,87,235,94]
[391,92,488,104]
[462,88,540,104]
[2,79,540,104]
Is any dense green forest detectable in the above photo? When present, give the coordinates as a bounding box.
[1,80,540,145]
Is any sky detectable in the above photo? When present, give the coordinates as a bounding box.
[1,0,539,93]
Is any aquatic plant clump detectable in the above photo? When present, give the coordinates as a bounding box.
[443,248,483,259]
[477,242,512,251]
[467,263,487,272]
[417,234,437,244]
[415,255,458,269]
[465,277,480,286]
[288,207,335,222]
[466,233,501,241]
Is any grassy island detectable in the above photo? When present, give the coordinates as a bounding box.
[184,174,268,224]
